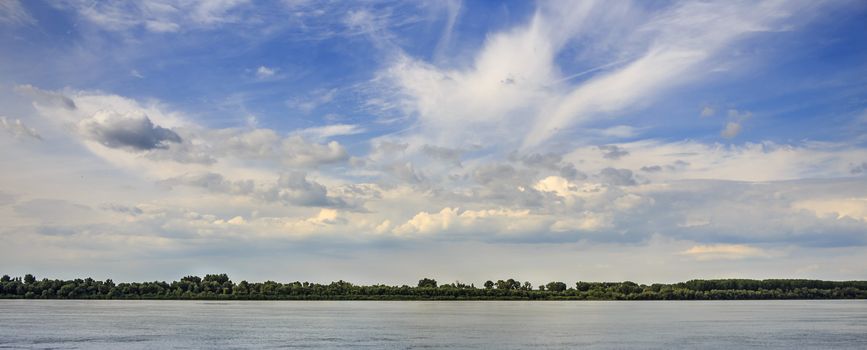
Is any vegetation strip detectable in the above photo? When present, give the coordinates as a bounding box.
[2,274,865,300]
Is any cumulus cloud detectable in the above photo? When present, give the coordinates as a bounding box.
[264,171,336,207]
[700,106,715,117]
[598,145,629,160]
[279,135,350,166]
[161,171,346,208]
[720,121,742,139]
[393,207,544,237]
[515,152,562,170]
[120,125,349,167]
[255,66,276,79]
[83,111,182,151]
[597,168,637,186]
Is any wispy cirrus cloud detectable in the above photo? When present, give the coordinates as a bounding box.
[0,0,35,26]
[375,1,820,151]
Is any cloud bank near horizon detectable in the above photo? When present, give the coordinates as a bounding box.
[1,0,866,283]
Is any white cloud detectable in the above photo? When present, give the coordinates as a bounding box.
[793,198,867,221]
[1,116,41,140]
[720,121,742,138]
[598,125,640,138]
[15,84,76,110]
[255,66,276,79]
[296,124,365,140]
[61,0,250,33]
[393,207,546,237]
[3,2,867,282]
[681,244,772,261]
[375,1,809,151]
[0,0,35,26]
[288,88,337,113]
[700,106,715,117]
[145,20,180,32]
[565,140,867,182]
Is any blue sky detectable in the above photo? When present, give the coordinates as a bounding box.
[1,0,867,284]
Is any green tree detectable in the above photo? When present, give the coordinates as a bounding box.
[417,278,438,288]
[203,274,230,285]
[181,275,202,284]
[546,281,567,292]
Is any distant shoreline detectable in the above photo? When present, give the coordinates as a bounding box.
[3,274,866,300]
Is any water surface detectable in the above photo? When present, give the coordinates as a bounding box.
[1,300,865,349]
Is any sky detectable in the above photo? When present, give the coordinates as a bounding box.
[1,0,867,285]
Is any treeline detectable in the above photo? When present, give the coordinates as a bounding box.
[1,274,866,300]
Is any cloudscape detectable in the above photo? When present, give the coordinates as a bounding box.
[1,0,866,285]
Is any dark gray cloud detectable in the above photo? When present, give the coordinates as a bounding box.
[559,163,587,180]
[598,145,629,160]
[473,164,517,185]
[266,171,333,207]
[162,172,346,208]
[86,114,181,151]
[667,160,690,171]
[516,152,562,169]
[850,162,867,175]
[510,152,586,180]
[36,226,79,236]
[101,203,144,216]
[642,160,690,173]
[597,168,637,186]
[159,172,254,195]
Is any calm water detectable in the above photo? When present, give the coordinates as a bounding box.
[1,300,866,349]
